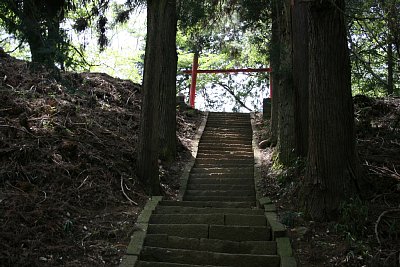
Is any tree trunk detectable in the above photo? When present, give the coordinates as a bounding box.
[159,0,178,163]
[137,0,168,195]
[269,0,281,146]
[22,0,63,69]
[387,37,394,96]
[302,0,361,220]
[23,0,46,66]
[385,1,395,96]
[292,0,309,158]
[276,0,296,165]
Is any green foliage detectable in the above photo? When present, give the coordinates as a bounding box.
[271,155,305,185]
[336,197,369,239]
[0,0,145,70]
[177,2,271,111]
[347,0,400,96]
[329,197,372,262]
[63,219,73,233]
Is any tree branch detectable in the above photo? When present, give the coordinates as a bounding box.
[4,38,25,53]
[348,33,389,87]
[216,82,253,112]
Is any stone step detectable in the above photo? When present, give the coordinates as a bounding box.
[183,195,255,202]
[197,147,253,152]
[195,153,253,159]
[154,206,264,215]
[196,151,254,157]
[189,178,254,185]
[139,247,279,267]
[206,117,250,121]
[204,127,251,131]
[199,142,252,147]
[190,172,253,178]
[191,167,253,174]
[187,184,253,191]
[204,129,251,132]
[148,214,266,226]
[185,190,254,197]
[195,158,254,165]
[208,225,271,241]
[147,224,209,238]
[197,150,254,155]
[201,133,252,140]
[207,116,250,120]
[195,155,254,161]
[200,134,252,140]
[149,214,224,225]
[208,111,250,116]
[136,261,221,267]
[200,134,251,139]
[206,121,250,125]
[144,235,277,255]
[140,247,278,266]
[204,128,252,134]
[206,124,251,127]
[159,200,256,208]
[194,163,254,168]
[199,139,252,145]
[146,224,270,241]
[205,121,251,125]
[202,129,250,133]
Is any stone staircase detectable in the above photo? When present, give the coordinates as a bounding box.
[121,112,296,267]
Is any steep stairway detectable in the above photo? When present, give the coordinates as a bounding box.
[122,112,295,267]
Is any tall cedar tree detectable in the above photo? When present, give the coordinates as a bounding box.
[159,0,178,163]
[276,0,296,165]
[292,0,309,157]
[302,0,362,220]
[137,0,171,195]
[269,0,281,146]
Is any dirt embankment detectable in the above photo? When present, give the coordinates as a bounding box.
[256,94,400,266]
[0,55,203,266]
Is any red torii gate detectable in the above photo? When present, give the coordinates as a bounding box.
[182,53,273,108]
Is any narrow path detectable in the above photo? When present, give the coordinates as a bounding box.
[122,112,295,267]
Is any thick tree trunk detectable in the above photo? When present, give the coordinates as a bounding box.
[159,0,178,163]
[276,0,296,165]
[269,0,281,146]
[22,0,63,69]
[292,0,309,157]
[302,0,361,220]
[387,39,394,95]
[386,1,395,96]
[23,1,46,66]
[137,0,167,195]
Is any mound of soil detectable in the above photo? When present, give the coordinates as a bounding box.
[0,55,203,266]
[256,95,400,266]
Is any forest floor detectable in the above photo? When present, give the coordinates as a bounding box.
[256,96,400,266]
[0,54,203,266]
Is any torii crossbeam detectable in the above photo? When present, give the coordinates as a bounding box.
[182,53,273,108]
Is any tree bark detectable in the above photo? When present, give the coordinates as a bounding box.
[23,0,46,66]
[292,0,309,158]
[137,0,168,195]
[269,0,281,146]
[22,0,63,69]
[276,0,296,165]
[385,1,395,96]
[387,36,394,96]
[302,0,361,220]
[159,0,178,163]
